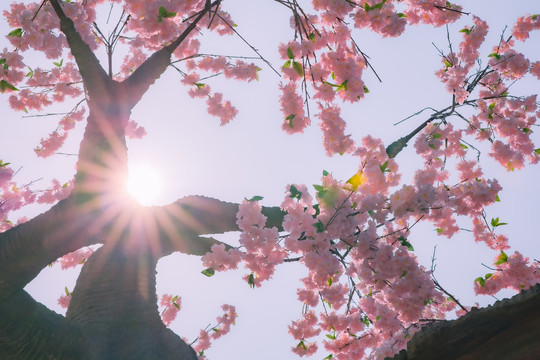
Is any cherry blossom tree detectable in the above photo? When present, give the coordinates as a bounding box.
[0,0,539,359]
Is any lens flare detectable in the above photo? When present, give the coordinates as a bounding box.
[127,165,162,205]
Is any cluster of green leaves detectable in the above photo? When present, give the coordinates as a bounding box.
[459,25,475,35]
[0,79,18,93]
[364,0,386,12]
[475,251,508,287]
[157,6,177,23]
[490,217,507,228]
[282,47,303,77]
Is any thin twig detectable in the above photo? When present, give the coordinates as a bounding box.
[215,13,281,76]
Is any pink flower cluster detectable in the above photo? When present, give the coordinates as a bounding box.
[474,251,540,296]
[467,96,539,171]
[512,14,540,41]
[57,247,95,270]
[317,105,355,156]
[202,199,285,287]
[37,178,73,204]
[206,92,238,126]
[34,130,68,158]
[125,119,147,139]
[280,82,310,134]
[159,294,181,327]
[193,304,237,358]
[237,201,287,287]
[435,16,488,104]
[0,163,36,232]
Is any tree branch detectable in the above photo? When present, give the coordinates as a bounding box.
[0,195,104,303]
[153,195,285,257]
[122,0,221,108]
[49,0,111,102]
[0,289,92,359]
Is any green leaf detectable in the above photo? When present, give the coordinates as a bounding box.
[64,286,71,296]
[0,160,11,167]
[346,172,364,191]
[326,333,336,340]
[328,276,333,286]
[323,355,333,360]
[0,80,19,93]
[286,113,296,128]
[365,0,386,11]
[245,195,263,202]
[523,128,532,133]
[400,270,407,278]
[313,220,324,233]
[379,160,390,173]
[287,47,294,60]
[195,82,205,89]
[443,59,453,68]
[398,236,414,251]
[436,228,444,234]
[8,28,23,37]
[313,184,324,192]
[322,170,329,176]
[289,184,302,200]
[475,276,485,287]
[297,340,307,350]
[432,133,442,139]
[25,66,34,78]
[535,148,540,155]
[495,194,500,202]
[459,143,469,149]
[53,59,63,68]
[484,273,493,280]
[459,26,474,35]
[201,268,215,277]
[361,316,370,327]
[491,217,507,227]
[248,272,256,288]
[397,12,407,18]
[292,61,303,76]
[312,203,320,218]
[336,79,348,92]
[495,251,508,265]
[308,33,316,42]
[488,52,501,60]
[158,6,177,23]
[363,85,369,93]
[283,59,291,69]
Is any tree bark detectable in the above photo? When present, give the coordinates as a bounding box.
[387,284,540,360]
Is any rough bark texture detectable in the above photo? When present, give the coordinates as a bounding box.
[387,283,540,360]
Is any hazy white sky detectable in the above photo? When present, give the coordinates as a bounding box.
[1,1,539,359]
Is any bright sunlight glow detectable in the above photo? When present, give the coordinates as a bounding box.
[127,164,162,205]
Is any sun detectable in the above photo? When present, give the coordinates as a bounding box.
[127,164,163,205]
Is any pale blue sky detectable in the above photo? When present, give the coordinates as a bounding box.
[1,1,539,359]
